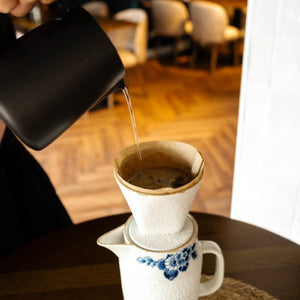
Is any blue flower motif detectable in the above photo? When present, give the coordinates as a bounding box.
[137,243,198,281]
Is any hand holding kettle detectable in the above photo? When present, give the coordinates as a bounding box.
[0,0,56,16]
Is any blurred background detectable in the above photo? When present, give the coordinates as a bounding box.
[12,0,300,244]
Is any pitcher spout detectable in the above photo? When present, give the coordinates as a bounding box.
[97,225,131,258]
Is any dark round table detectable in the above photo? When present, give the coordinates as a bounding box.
[0,212,299,299]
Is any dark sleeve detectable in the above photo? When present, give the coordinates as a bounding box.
[0,13,16,48]
[0,129,72,258]
[0,14,72,258]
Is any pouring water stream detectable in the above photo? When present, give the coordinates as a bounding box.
[122,87,142,161]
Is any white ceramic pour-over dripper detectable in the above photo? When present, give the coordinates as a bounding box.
[114,140,204,236]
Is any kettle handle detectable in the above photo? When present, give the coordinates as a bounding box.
[198,241,224,297]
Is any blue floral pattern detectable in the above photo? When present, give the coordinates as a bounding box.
[136,243,197,281]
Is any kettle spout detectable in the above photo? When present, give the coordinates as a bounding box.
[102,79,125,100]
[97,225,130,258]
[91,79,125,110]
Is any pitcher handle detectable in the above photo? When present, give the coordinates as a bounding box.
[198,240,224,297]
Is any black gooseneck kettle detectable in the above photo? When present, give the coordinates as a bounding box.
[0,4,125,150]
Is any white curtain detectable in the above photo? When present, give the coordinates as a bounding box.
[231,0,300,244]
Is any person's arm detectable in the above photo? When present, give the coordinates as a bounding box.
[0,119,5,143]
[0,0,56,16]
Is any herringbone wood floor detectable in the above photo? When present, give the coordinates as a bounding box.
[29,60,241,224]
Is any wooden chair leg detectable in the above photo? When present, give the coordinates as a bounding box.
[155,37,161,60]
[233,40,239,66]
[210,44,218,73]
[107,94,114,109]
[189,42,198,68]
[136,64,147,97]
[174,37,181,65]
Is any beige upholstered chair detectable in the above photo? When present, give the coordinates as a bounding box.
[82,1,110,18]
[106,8,148,105]
[111,8,148,67]
[189,1,241,72]
[151,0,193,63]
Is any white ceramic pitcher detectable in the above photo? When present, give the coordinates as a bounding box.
[97,215,224,300]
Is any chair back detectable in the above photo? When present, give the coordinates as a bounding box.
[113,8,148,63]
[151,0,190,37]
[189,1,229,45]
[82,1,110,18]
